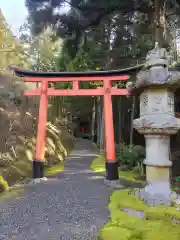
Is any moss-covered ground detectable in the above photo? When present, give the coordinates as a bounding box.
[90,154,106,173]
[98,190,180,240]
[91,155,180,240]
[45,162,64,176]
[90,154,144,184]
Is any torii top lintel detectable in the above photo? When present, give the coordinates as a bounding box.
[10,65,142,79]
[10,65,143,96]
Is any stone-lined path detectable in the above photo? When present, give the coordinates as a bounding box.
[0,139,112,240]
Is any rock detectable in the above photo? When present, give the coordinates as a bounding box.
[172,218,180,224]
[121,208,145,219]
[175,198,180,205]
[136,188,175,206]
[104,179,125,189]
[29,177,48,185]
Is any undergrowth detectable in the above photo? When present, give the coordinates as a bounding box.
[90,155,143,183]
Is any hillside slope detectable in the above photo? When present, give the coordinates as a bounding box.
[0,73,74,187]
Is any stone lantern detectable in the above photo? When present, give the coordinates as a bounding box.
[127,42,180,205]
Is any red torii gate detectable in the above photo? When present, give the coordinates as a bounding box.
[11,67,131,181]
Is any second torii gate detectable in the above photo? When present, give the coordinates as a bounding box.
[11,66,132,181]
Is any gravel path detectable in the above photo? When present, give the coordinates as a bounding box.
[0,139,112,240]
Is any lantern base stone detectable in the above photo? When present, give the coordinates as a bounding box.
[138,166,172,206]
[136,161,173,206]
[136,181,174,206]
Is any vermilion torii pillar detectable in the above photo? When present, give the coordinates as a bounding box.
[11,66,129,181]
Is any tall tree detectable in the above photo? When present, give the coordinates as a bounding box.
[19,24,62,71]
[24,0,179,146]
[25,0,179,58]
[0,10,29,72]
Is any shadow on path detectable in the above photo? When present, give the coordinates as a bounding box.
[0,139,112,240]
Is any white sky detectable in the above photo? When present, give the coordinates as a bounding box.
[1,0,28,35]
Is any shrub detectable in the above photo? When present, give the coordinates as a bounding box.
[133,145,145,159]
[116,144,145,173]
[116,143,129,165]
[175,176,180,183]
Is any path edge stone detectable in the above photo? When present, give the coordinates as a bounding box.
[104,179,125,189]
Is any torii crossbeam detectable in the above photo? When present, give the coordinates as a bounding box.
[10,66,137,181]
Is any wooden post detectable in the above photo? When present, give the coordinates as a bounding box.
[103,79,118,180]
[33,80,48,178]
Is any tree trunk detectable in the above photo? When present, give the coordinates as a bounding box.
[91,97,96,142]
[96,97,101,147]
[130,96,136,146]
[118,97,123,144]
[100,99,105,154]
[154,0,165,46]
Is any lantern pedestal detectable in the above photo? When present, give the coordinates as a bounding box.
[129,43,180,205]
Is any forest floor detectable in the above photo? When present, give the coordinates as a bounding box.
[0,138,112,240]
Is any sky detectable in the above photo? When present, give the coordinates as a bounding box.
[1,0,28,35]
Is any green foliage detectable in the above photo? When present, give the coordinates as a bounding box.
[25,0,176,149]
[175,176,180,183]
[55,47,95,126]
[90,155,144,186]
[116,144,145,170]
[118,170,143,182]
[26,0,178,63]
[19,26,62,71]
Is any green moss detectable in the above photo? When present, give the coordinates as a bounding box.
[0,187,23,200]
[119,170,144,183]
[98,225,133,240]
[110,190,148,212]
[90,155,106,173]
[145,206,180,221]
[45,163,64,176]
[90,155,144,185]
[0,176,9,192]
[99,190,180,240]
[141,220,180,240]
